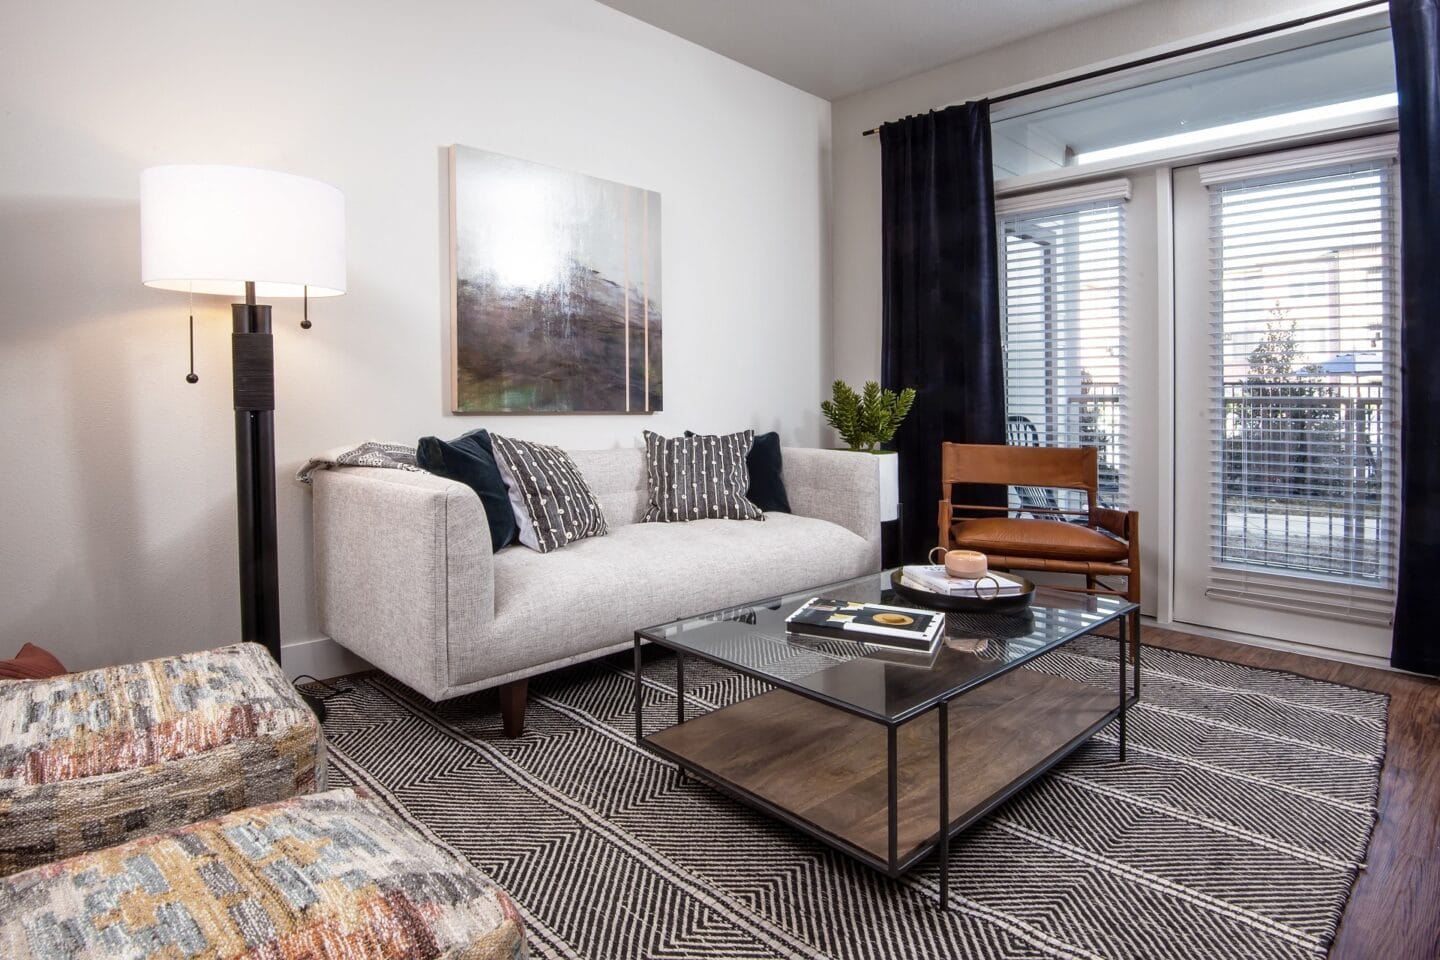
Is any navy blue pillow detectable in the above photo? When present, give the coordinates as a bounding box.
[685,429,791,513]
[416,429,518,551]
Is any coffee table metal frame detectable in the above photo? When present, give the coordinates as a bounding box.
[632,581,1140,909]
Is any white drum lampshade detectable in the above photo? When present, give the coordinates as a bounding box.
[141,165,346,298]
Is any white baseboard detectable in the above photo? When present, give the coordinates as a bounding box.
[1150,615,1393,671]
[277,618,1398,687]
[281,635,372,682]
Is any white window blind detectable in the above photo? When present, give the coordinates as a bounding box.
[1202,146,1400,625]
[998,185,1129,510]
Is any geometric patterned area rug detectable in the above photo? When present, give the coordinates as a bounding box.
[319,635,1388,960]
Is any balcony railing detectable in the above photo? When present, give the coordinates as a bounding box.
[1217,379,1389,582]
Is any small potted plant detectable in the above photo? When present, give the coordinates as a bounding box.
[821,380,916,521]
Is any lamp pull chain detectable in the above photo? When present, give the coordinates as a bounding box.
[301,284,311,329]
[185,288,199,384]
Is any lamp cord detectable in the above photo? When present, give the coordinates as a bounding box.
[292,674,350,701]
[301,284,311,329]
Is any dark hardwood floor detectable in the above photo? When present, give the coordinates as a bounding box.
[1140,625,1440,960]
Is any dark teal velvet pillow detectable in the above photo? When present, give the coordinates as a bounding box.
[416,429,518,551]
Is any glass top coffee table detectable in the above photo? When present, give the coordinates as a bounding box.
[632,569,1140,909]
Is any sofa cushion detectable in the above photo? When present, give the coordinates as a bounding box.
[951,517,1129,562]
[643,429,764,522]
[0,643,66,680]
[417,429,519,551]
[474,512,875,685]
[0,788,527,960]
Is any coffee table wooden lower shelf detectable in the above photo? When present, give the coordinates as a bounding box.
[642,666,1118,872]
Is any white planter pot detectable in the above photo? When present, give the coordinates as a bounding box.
[832,448,901,522]
[876,451,899,522]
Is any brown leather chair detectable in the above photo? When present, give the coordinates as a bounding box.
[937,442,1140,678]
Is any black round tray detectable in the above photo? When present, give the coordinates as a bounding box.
[889,568,1036,613]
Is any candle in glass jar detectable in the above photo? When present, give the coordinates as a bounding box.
[945,550,988,578]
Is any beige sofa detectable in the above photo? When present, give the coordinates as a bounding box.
[311,446,881,733]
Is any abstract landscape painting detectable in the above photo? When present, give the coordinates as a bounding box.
[450,145,662,413]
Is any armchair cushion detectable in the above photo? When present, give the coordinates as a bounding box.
[951,517,1130,562]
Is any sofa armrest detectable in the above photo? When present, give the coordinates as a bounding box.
[312,468,493,700]
[781,448,882,572]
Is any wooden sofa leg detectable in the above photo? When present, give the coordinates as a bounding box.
[499,679,528,738]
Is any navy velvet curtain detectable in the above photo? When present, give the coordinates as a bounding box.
[880,103,1006,563]
[1391,0,1440,674]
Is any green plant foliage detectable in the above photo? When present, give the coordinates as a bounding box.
[820,379,918,452]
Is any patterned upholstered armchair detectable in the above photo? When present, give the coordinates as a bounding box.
[0,642,324,876]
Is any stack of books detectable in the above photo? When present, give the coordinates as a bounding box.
[900,564,1027,597]
[784,597,945,655]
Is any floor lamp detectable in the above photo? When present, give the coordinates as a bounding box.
[140,165,346,666]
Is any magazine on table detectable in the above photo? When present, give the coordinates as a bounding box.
[901,564,1027,597]
[784,597,945,652]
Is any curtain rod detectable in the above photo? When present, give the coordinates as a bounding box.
[861,1,1385,137]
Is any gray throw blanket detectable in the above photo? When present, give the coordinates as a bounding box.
[295,441,425,484]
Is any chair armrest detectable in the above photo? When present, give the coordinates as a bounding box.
[1095,507,1137,541]
[311,468,494,700]
[781,448,882,572]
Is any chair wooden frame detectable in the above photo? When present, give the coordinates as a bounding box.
[937,442,1141,672]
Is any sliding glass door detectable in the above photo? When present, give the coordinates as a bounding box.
[1171,137,1400,656]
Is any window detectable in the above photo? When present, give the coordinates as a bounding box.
[998,182,1130,510]
[991,24,1395,180]
[1201,142,1399,623]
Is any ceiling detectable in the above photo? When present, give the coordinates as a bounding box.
[594,0,1150,100]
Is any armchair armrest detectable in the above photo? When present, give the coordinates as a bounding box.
[311,468,494,700]
[781,448,882,572]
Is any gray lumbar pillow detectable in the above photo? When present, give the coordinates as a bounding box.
[642,429,765,523]
[490,434,608,553]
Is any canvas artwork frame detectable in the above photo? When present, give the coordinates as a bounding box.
[449,145,662,414]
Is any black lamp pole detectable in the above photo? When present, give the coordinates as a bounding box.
[232,280,282,661]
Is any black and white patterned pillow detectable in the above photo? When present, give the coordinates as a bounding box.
[642,430,765,523]
[490,434,608,553]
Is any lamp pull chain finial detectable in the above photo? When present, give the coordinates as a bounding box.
[185,287,199,384]
[301,285,311,329]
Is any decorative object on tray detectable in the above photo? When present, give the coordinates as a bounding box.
[450,144,661,414]
[785,597,944,653]
[904,563,1025,596]
[928,547,988,578]
[642,429,765,522]
[890,566,1036,612]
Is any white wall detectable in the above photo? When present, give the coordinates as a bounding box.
[0,0,832,675]
[829,0,1327,390]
